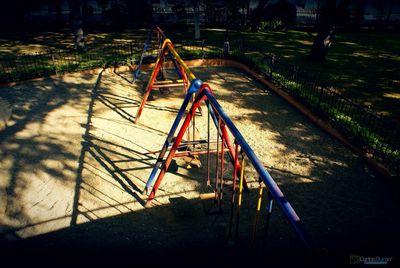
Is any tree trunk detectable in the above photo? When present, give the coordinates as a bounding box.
[246,0,250,26]
[68,0,85,51]
[250,0,269,32]
[309,26,335,61]
[250,15,260,32]
[309,0,351,62]
[194,8,200,39]
[386,0,394,22]
[55,0,63,26]
[315,0,321,27]
[191,0,201,39]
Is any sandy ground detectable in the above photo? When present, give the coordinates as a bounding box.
[0,66,399,264]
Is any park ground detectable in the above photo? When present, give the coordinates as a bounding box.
[0,66,399,265]
[0,27,399,124]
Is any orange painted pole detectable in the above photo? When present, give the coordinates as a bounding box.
[134,38,197,124]
[228,141,239,239]
[218,122,226,211]
[214,117,221,203]
[134,45,168,123]
[235,152,246,241]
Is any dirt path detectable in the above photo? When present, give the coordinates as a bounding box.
[0,66,399,264]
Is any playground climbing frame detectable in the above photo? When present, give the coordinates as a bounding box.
[136,27,310,248]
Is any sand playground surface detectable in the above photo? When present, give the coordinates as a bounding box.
[0,66,399,261]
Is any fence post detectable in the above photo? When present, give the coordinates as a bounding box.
[270,55,275,79]
[129,42,133,61]
[224,41,230,58]
[50,49,58,76]
[201,40,205,59]
[317,84,324,109]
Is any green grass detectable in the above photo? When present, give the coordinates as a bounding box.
[170,28,400,124]
[258,67,400,170]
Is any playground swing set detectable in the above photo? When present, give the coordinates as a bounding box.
[133,26,310,248]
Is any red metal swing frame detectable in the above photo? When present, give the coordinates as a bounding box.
[134,38,195,124]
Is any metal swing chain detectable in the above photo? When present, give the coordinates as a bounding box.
[214,116,221,203]
[235,150,246,242]
[206,101,211,187]
[218,121,225,211]
[262,189,274,250]
[228,140,239,239]
[252,177,264,246]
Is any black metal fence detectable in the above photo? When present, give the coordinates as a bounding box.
[0,39,398,173]
[173,40,224,60]
[0,39,224,83]
[0,42,141,83]
[228,39,400,173]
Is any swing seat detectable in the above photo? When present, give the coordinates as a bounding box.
[200,185,223,215]
[199,192,215,200]
[183,156,201,168]
[142,55,157,62]
[159,87,171,95]
[153,79,184,85]
[202,203,223,215]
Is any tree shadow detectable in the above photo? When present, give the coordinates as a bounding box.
[1,65,399,265]
[2,188,316,266]
[0,71,97,230]
[71,70,145,226]
[68,69,208,231]
[189,66,400,256]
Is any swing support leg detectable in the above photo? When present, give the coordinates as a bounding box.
[145,93,206,207]
[206,102,211,187]
[262,190,274,249]
[228,141,239,239]
[214,117,221,203]
[218,122,226,211]
[235,152,246,241]
[134,49,167,123]
[142,79,202,195]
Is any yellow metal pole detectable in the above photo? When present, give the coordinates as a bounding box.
[164,39,196,81]
[252,179,264,244]
[235,152,245,241]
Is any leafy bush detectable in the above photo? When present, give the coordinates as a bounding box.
[259,20,286,31]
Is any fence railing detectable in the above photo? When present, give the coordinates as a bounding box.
[0,40,224,83]
[0,42,140,83]
[174,40,223,60]
[228,39,400,173]
[1,38,398,173]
